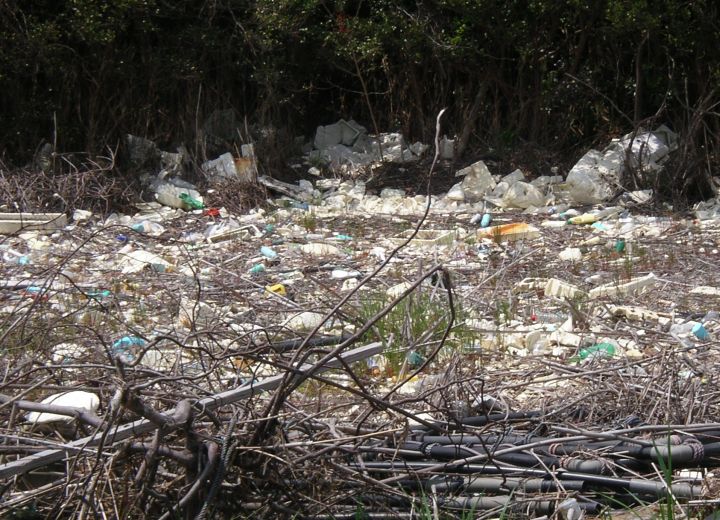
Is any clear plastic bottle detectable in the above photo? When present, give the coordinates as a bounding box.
[2,247,30,265]
[131,220,165,236]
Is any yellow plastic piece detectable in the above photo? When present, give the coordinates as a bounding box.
[265,283,287,297]
[567,213,597,225]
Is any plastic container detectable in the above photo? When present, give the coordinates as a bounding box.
[131,220,165,236]
[260,246,278,259]
[112,336,146,362]
[178,192,205,210]
[406,350,424,368]
[567,213,597,225]
[84,289,111,300]
[331,269,361,280]
[249,264,266,274]
[691,322,709,340]
[530,311,567,324]
[155,182,204,210]
[3,249,30,265]
[575,342,616,362]
[670,321,708,339]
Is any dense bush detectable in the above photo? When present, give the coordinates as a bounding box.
[1,0,718,193]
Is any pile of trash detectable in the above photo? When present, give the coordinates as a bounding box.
[1,121,720,518]
[307,119,428,173]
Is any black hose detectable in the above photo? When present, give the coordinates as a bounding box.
[268,333,352,352]
[411,411,542,432]
[345,461,703,499]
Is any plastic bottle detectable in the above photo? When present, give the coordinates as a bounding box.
[131,221,165,236]
[260,246,278,259]
[703,311,719,323]
[670,321,707,339]
[530,311,567,324]
[691,322,709,340]
[577,342,616,361]
[289,201,310,210]
[406,351,424,368]
[178,192,205,210]
[84,289,112,300]
[567,213,597,225]
[470,213,492,228]
[3,249,30,265]
[248,264,266,274]
[111,336,146,362]
[331,269,361,279]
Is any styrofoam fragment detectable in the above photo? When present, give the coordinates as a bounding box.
[544,278,586,300]
[588,273,657,299]
[691,286,720,296]
[558,247,582,261]
[284,312,326,331]
[300,243,342,256]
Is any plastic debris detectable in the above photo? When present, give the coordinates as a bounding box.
[454,160,496,202]
[300,243,341,256]
[573,342,616,363]
[73,209,93,223]
[26,391,100,425]
[588,273,657,299]
[119,250,173,274]
[477,223,540,243]
[544,278,586,300]
[265,284,287,297]
[566,125,677,204]
[500,181,546,209]
[155,182,204,210]
[112,336,147,362]
[249,264,266,274]
[178,192,205,210]
[283,312,326,331]
[331,269,361,279]
[260,246,278,260]
[558,248,582,261]
[131,220,165,236]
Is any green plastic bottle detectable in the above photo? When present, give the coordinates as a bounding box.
[570,342,616,363]
[178,192,205,210]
